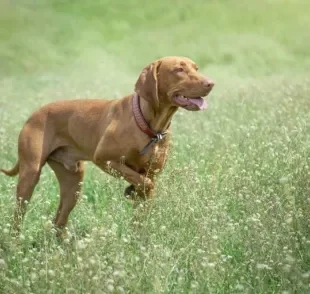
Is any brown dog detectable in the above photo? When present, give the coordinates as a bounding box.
[1,56,214,234]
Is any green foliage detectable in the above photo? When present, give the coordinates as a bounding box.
[1,0,310,293]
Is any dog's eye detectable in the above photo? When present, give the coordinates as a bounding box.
[175,68,184,73]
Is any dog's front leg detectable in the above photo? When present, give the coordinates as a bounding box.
[93,155,154,200]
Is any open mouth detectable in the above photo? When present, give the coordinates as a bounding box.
[173,95,208,111]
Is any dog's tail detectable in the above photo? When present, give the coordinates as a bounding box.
[0,161,19,177]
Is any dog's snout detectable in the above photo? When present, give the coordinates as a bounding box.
[201,78,215,89]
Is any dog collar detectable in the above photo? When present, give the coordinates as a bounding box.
[132,93,169,155]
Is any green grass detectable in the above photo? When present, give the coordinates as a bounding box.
[1,0,310,293]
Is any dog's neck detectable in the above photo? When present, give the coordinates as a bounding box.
[139,96,177,133]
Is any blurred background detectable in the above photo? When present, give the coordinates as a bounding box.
[1,0,309,79]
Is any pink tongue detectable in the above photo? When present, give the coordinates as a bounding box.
[188,97,207,110]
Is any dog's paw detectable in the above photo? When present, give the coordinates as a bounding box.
[124,185,136,199]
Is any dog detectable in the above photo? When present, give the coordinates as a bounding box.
[0,56,214,234]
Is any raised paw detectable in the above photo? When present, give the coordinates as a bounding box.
[124,185,136,200]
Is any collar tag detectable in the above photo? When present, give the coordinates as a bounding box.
[139,132,167,155]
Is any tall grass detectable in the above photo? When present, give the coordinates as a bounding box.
[1,0,310,293]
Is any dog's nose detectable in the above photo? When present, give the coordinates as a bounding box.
[201,78,215,89]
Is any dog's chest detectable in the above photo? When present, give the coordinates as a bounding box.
[137,143,169,173]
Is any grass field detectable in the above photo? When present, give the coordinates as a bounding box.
[1,0,310,293]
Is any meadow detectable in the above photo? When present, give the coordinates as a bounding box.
[0,0,310,293]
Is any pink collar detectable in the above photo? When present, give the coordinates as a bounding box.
[132,93,170,155]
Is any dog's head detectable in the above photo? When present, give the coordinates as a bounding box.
[135,56,214,111]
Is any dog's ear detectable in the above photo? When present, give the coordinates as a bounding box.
[135,60,161,109]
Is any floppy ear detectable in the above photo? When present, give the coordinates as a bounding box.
[135,60,161,109]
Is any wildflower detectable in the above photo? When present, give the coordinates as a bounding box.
[30,272,37,281]
[107,284,114,292]
[66,288,77,294]
[301,272,310,278]
[235,284,244,290]
[256,264,271,270]
[0,259,7,269]
[76,240,87,250]
[44,220,53,231]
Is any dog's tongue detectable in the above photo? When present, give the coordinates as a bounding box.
[188,97,207,110]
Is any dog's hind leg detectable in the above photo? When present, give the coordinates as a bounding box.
[14,165,42,233]
[13,124,51,233]
[47,159,84,235]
